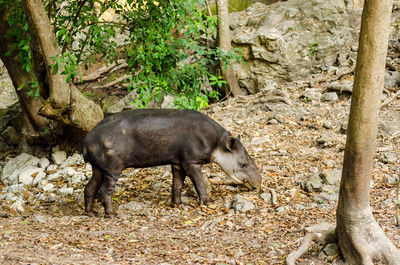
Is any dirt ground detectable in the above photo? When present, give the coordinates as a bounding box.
[1,77,400,264]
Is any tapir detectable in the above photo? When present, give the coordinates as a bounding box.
[82,109,262,217]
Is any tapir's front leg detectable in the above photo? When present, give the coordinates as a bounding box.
[184,163,210,205]
[84,166,104,216]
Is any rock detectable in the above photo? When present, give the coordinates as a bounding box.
[316,192,339,202]
[0,192,17,202]
[323,243,339,256]
[42,183,55,192]
[251,136,272,146]
[1,126,20,145]
[384,71,400,89]
[380,152,398,164]
[119,201,144,212]
[33,171,46,186]
[231,0,353,92]
[260,192,272,203]
[33,215,46,224]
[2,184,26,193]
[38,158,50,169]
[276,206,286,213]
[322,92,339,102]
[301,174,324,192]
[387,174,399,185]
[320,169,342,186]
[47,164,58,171]
[327,80,353,93]
[0,62,18,109]
[61,153,84,168]
[231,195,256,213]
[58,187,74,195]
[0,153,40,185]
[300,90,322,102]
[18,167,43,185]
[11,197,25,213]
[52,151,67,165]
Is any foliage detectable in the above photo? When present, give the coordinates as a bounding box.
[307,42,319,58]
[3,0,241,110]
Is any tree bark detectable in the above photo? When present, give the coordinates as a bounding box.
[0,4,48,141]
[22,0,70,110]
[336,0,400,264]
[216,0,245,97]
[0,0,103,148]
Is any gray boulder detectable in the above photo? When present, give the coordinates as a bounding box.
[230,0,354,93]
[0,153,40,185]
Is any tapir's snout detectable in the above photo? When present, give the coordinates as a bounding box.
[245,168,262,189]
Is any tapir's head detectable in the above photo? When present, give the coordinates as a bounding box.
[212,134,262,189]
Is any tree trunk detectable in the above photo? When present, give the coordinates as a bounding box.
[216,0,245,97]
[0,0,103,148]
[336,0,400,264]
[0,4,49,142]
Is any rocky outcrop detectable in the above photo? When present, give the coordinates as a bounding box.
[230,0,355,93]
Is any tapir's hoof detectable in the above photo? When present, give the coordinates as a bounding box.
[105,212,118,218]
[85,211,97,217]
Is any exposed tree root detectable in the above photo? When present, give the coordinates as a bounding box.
[286,223,336,265]
[381,89,400,109]
[336,210,400,265]
[91,75,131,90]
[287,213,400,265]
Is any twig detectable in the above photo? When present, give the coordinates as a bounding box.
[92,75,131,90]
[75,59,127,83]
[381,90,400,109]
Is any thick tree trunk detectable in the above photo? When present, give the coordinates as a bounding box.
[22,0,70,110]
[1,0,103,139]
[216,0,245,97]
[336,0,400,264]
[0,5,48,141]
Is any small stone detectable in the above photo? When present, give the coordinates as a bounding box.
[58,187,74,195]
[323,121,332,129]
[61,153,84,168]
[33,214,46,224]
[323,243,339,256]
[0,192,17,202]
[380,152,397,164]
[260,192,272,203]
[19,167,43,185]
[276,206,286,213]
[33,171,46,186]
[11,197,25,212]
[294,204,306,210]
[2,184,26,193]
[232,195,256,213]
[316,192,339,202]
[52,151,67,165]
[320,169,342,186]
[267,118,279,125]
[42,183,55,192]
[47,164,58,171]
[251,136,272,146]
[38,158,50,169]
[301,174,323,192]
[119,201,144,212]
[387,174,399,185]
[322,92,338,102]
[1,126,20,145]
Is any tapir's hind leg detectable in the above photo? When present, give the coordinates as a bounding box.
[84,166,104,216]
[101,174,118,218]
[183,163,210,205]
[171,164,186,206]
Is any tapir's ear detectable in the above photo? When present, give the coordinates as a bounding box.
[237,135,241,141]
[226,136,237,152]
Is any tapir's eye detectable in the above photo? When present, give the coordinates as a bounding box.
[240,163,248,169]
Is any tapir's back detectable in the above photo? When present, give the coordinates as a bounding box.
[83,109,228,173]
